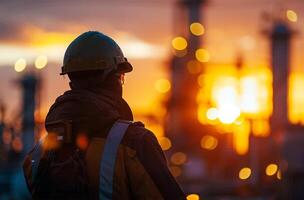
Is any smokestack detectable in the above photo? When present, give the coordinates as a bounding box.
[270,22,292,132]
[20,73,38,153]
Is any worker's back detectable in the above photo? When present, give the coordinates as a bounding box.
[23,89,185,200]
[23,31,186,200]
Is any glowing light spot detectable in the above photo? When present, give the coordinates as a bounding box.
[195,48,210,63]
[158,137,171,151]
[76,134,89,150]
[286,10,298,22]
[171,36,188,51]
[169,166,182,177]
[239,167,251,180]
[266,164,278,176]
[35,55,48,69]
[187,60,202,74]
[14,58,26,72]
[12,137,23,152]
[155,79,171,94]
[187,194,200,200]
[201,135,218,150]
[252,119,270,137]
[42,133,60,150]
[190,22,205,36]
[233,119,250,155]
[171,152,187,165]
[218,105,240,124]
[277,170,282,180]
[206,107,218,120]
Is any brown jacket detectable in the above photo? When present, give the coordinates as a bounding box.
[24,89,185,200]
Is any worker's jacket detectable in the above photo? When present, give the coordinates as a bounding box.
[23,88,186,200]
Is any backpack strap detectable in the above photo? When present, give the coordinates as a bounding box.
[99,120,132,200]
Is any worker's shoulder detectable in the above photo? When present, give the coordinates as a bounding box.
[122,121,158,147]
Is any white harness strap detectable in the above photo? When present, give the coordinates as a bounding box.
[99,120,132,200]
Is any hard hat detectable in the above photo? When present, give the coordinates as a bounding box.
[60,31,133,75]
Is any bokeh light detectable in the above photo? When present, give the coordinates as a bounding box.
[277,170,282,180]
[286,9,298,22]
[171,152,187,165]
[35,55,48,69]
[266,163,278,176]
[154,78,171,93]
[14,58,27,72]
[239,167,251,180]
[158,137,172,151]
[187,194,200,200]
[201,135,218,150]
[12,137,23,152]
[190,22,205,36]
[171,36,188,50]
[195,48,210,63]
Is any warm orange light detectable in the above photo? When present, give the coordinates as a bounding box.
[171,36,187,50]
[289,73,304,124]
[239,167,251,180]
[24,26,76,47]
[252,119,270,137]
[35,55,48,69]
[187,194,200,200]
[154,79,171,94]
[286,10,298,22]
[171,152,187,165]
[195,48,210,63]
[158,137,172,151]
[201,135,218,150]
[42,133,60,150]
[190,22,205,36]
[197,104,209,125]
[76,134,89,150]
[14,58,26,72]
[233,120,250,155]
[266,164,278,176]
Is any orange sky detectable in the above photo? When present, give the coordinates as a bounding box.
[0,0,303,122]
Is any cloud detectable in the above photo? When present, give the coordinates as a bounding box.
[0,20,27,44]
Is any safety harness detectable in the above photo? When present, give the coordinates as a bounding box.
[30,120,132,200]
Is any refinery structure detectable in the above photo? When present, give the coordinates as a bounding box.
[0,0,304,199]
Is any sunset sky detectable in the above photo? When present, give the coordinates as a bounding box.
[0,0,303,122]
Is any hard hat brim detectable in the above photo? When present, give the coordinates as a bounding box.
[117,62,133,73]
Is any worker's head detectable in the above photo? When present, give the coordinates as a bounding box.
[61,31,132,95]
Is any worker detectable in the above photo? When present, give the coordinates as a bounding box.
[23,31,186,200]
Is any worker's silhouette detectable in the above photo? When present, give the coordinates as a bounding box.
[23,31,186,200]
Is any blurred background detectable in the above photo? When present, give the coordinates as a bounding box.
[0,0,304,199]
